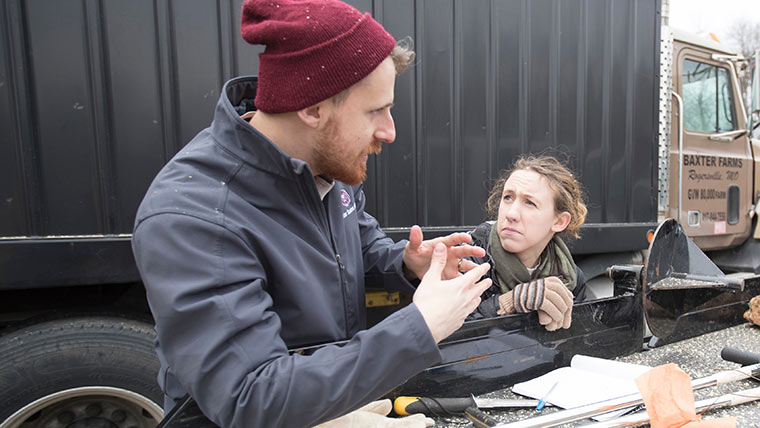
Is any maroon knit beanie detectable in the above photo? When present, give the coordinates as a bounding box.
[241,0,396,113]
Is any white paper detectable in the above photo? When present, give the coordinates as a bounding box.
[511,355,652,420]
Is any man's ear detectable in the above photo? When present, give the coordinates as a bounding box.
[297,104,323,129]
[551,212,571,233]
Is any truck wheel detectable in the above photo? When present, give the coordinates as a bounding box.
[0,317,164,428]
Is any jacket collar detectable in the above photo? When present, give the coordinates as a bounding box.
[209,76,312,179]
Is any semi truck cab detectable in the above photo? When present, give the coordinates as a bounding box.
[661,28,760,268]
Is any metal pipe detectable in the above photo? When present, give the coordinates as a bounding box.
[673,92,684,223]
[712,55,748,124]
[576,386,760,428]
[706,129,746,141]
[493,364,760,428]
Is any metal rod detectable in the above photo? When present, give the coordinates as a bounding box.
[674,91,684,222]
[576,386,760,428]
[667,272,744,290]
[493,364,760,428]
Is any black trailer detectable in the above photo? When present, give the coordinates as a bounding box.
[0,0,661,426]
[133,219,760,428]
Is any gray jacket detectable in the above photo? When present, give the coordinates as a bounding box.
[132,76,442,428]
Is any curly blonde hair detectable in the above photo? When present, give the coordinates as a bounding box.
[390,36,415,74]
[486,155,587,239]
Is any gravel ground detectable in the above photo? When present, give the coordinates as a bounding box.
[430,323,760,427]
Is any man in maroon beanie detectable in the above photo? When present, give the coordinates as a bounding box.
[132,1,491,427]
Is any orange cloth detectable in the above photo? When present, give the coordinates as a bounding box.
[634,363,737,428]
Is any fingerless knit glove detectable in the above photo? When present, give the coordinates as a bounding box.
[496,277,573,331]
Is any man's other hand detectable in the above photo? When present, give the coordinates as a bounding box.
[413,243,492,343]
[313,399,433,428]
[403,225,485,280]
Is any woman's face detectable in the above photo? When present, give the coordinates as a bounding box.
[496,169,570,267]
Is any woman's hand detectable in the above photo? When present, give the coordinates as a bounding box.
[497,276,573,331]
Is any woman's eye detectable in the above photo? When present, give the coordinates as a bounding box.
[526,200,536,207]
[503,195,512,201]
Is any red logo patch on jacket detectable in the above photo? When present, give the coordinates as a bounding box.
[340,189,351,207]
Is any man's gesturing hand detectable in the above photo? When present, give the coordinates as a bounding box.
[413,243,492,343]
[403,225,486,280]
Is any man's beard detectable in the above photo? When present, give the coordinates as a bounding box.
[313,116,383,185]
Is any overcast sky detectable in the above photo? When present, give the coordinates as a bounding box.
[669,0,760,52]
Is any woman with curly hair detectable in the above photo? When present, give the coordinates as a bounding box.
[466,155,588,331]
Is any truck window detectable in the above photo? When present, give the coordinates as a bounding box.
[682,59,736,133]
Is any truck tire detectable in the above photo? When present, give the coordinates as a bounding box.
[0,316,164,428]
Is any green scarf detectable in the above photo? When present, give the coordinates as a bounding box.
[488,222,577,293]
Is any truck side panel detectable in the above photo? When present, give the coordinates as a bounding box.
[365,0,661,253]
[0,0,661,289]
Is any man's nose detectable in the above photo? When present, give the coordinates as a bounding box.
[375,111,396,144]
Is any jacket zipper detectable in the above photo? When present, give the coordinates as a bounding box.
[300,175,351,336]
[328,214,351,338]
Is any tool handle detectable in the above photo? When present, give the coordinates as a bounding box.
[721,346,760,366]
[465,406,500,428]
[394,396,475,416]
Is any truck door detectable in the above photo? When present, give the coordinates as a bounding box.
[670,41,752,250]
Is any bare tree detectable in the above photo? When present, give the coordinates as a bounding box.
[729,20,760,58]
[727,20,760,111]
